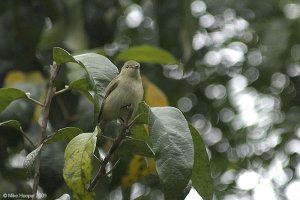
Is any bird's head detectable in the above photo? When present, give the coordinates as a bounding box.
[120,60,141,78]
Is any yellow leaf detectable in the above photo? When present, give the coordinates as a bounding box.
[4,70,26,87]
[32,90,46,123]
[4,70,46,123]
[142,76,169,107]
[121,156,156,187]
[63,132,97,200]
[4,70,45,87]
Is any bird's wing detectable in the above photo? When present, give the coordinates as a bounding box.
[98,75,120,123]
[104,75,120,99]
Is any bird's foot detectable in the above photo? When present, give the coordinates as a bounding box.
[120,104,134,124]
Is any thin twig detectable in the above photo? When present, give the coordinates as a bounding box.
[88,124,129,191]
[20,128,36,148]
[32,62,59,200]
[106,158,120,175]
[128,114,141,127]
[100,135,115,142]
[27,97,44,107]
[93,154,102,163]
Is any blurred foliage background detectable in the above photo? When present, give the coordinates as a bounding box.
[1,0,300,199]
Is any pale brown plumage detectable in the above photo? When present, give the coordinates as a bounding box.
[98,60,144,131]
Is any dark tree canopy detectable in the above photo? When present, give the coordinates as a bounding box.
[1,0,300,200]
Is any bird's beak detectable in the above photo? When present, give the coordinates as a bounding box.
[134,65,140,69]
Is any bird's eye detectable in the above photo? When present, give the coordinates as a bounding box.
[126,66,129,68]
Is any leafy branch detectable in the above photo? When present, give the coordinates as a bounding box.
[88,123,129,191]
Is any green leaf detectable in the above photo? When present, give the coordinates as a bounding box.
[130,102,151,144]
[0,120,22,130]
[67,63,87,83]
[135,101,150,124]
[189,125,213,200]
[63,131,97,200]
[116,45,179,64]
[23,144,43,169]
[45,127,83,144]
[22,127,84,170]
[119,138,154,158]
[52,48,119,125]
[149,107,194,199]
[74,53,118,100]
[1,120,39,169]
[0,120,32,145]
[130,124,150,144]
[0,88,28,112]
[0,84,41,128]
[74,53,119,125]
[69,79,94,102]
[53,47,78,65]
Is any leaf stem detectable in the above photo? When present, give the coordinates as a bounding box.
[32,62,59,200]
[93,154,102,163]
[20,128,36,148]
[55,86,69,95]
[27,97,44,107]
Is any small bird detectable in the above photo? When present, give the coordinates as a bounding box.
[98,60,144,131]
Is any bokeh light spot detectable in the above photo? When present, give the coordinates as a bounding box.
[236,170,260,190]
[125,5,144,28]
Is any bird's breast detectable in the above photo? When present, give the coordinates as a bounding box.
[101,78,143,121]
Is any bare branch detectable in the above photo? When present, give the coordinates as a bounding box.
[32,62,59,200]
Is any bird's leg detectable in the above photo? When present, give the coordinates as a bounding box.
[125,104,134,122]
[120,104,134,124]
[119,104,134,136]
